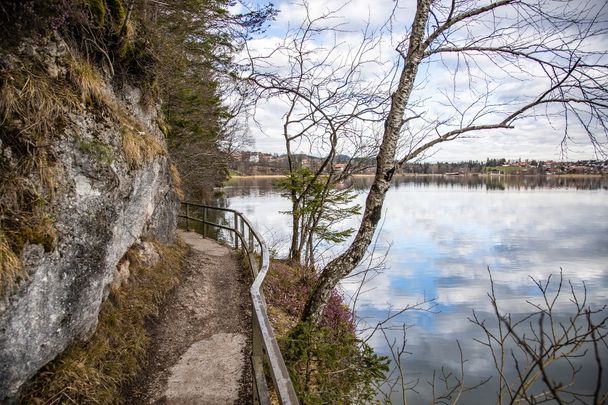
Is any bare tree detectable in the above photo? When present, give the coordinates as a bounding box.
[244,1,390,265]
[469,270,608,404]
[364,270,607,404]
[302,0,608,323]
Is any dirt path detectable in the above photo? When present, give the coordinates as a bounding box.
[125,231,252,404]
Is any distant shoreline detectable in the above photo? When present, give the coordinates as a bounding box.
[229,174,286,179]
[228,173,606,179]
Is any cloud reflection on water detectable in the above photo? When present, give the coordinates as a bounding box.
[223,175,608,403]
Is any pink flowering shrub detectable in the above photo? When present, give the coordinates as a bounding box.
[264,260,354,331]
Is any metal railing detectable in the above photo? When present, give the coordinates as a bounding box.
[178,202,299,405]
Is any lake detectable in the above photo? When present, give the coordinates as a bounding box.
[215,175,608,404]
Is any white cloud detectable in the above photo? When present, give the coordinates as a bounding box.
[241,0,606,160]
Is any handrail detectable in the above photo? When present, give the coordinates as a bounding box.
[178,202,299,405]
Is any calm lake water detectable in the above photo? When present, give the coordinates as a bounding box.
[215,175,608,404]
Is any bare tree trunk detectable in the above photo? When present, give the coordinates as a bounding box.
[285,113,302,263]
[290,209,302,263]
[301,0,433,324]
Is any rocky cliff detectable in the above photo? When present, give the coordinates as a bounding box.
[0,32,178,401]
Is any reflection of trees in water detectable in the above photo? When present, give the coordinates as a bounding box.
[349,175,608,191]
[219,175,607,198]
[178,191,234,243]
[223,177,282,197]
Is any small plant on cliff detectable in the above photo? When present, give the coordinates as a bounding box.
[0,0,162,297]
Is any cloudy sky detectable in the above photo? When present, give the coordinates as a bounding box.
[233,0,607,162]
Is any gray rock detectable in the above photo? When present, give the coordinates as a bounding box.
[0,34,179,401]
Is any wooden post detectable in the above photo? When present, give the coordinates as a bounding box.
[185,203,190,231]
[203,206,207,238]
[234,212,239,250]
[240,219,245,252]
[249,230,254,254]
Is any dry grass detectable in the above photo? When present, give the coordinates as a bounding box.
[1,67,77,144]
[121,123,166,168]
[0,230,22,297]
[68,57,113,108]
[67,56,167,169]
[0,142,60,299]
[20,237,188,405]
[169,163,184,200]
[0,53,168,296]
[0,63,77,297]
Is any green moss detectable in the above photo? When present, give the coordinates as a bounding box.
[78,139,115,164]
[107,0,127,25]
[86,0,107,27]
[156,118,169,137]
[84,0,126,30]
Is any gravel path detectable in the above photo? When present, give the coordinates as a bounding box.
[124,231,252,404]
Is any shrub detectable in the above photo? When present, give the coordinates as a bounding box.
[264,260,388,403]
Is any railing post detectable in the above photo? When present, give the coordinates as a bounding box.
[234,212,239,250]
[249,230,254,254]
[252,317,270,404]
[259,248,264,277]
[240,219,245,252]
[203,206,207,238]
[185,203,190,232]
[248,229,256,277]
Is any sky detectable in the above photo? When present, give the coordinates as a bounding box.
[232,0,608,162]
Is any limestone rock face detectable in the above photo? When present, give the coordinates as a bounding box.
[0,34,178,401]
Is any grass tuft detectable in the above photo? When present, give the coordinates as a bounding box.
[0,229,22,297]
[169,163,184,200]
[68,57,113,109]
[20,238,187,404]
[1,67,77,143]
[121,124,165,168]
